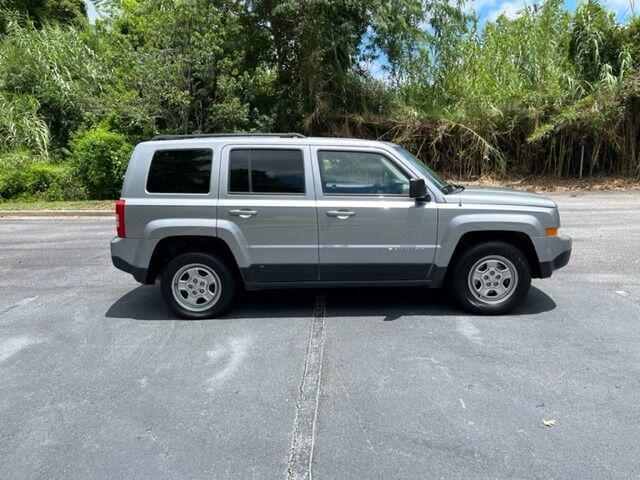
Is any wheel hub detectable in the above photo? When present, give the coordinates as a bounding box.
[171,263,222,312]
[467,255,518,305]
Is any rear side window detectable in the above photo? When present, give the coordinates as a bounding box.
[229,149,305,194]
[147,149,213,194]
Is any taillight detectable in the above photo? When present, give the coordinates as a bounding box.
[115,199,126,238]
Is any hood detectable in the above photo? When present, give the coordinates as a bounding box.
[451,186,556,208]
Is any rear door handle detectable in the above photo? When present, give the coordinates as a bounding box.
[326,210,355,219]
[228,209,258,218]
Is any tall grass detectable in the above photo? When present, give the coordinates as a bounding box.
[326,0,640,179]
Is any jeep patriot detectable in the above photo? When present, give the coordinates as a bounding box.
[111,133,572,318]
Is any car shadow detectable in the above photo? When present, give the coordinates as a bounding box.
[325,285,555,321]
[105,284,556,321]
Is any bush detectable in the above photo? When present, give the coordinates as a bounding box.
[0,159,81,201]
[70,126,133,199]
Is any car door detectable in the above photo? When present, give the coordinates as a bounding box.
[311,146,438,282]
[218,144,318,284]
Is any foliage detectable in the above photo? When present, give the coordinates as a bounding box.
[0,21,105,144]
[0,157,79,200]
[69,126,132,199]
[0,0,87,35]
[0,0,639,201]
[0,93,49,156]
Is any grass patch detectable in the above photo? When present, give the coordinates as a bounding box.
[0,200,114,211]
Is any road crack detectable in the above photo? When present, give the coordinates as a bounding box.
[286,293,327,480]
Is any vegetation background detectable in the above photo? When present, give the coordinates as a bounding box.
[0,0,638,201]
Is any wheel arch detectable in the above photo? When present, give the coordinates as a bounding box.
[442,230,542,283]
[146,235,242,284]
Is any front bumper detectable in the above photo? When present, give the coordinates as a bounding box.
[538,233,572,278]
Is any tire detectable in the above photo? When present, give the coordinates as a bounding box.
[161,252,237,319]
[451,241,531,315]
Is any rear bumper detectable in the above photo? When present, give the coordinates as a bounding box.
[538,233,572,278]
[110,236,153,284]
[112,255,148,284]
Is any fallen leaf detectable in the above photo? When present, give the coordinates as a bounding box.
[543,419,556,427]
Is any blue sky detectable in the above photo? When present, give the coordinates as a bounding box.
[85,0,636,24]
[473,0,636,23]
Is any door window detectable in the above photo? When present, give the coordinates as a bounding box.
[317,151,409,195]
[229,149,305,194]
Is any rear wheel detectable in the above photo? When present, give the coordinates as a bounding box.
[451,241,531,315]
[161,252,236,319]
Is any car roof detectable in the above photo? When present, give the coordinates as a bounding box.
[138,135,392,149]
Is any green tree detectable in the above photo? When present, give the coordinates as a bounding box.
[0,0,87,31]
[99,0,274,135]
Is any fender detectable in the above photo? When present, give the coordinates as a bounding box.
[143,218,217,240]
[134,218,218,268]
[138,218,250,270]
[434,212,544,267]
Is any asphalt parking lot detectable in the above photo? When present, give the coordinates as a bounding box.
[1,191,639,479]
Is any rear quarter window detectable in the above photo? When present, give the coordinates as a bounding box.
[146,148,213,194]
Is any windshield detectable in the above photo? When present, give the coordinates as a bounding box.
[390,144,451,192]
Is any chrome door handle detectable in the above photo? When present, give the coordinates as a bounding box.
[326,210,355,219]
[228,209,258,218]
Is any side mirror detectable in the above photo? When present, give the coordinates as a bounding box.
[409,178,429,201]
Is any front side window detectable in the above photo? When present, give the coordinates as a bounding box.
[317,150,409,195]
[229,149,305,194]
[147,149,212,194]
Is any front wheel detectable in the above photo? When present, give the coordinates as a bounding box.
[451,241,531,315]
[161,252,236,319]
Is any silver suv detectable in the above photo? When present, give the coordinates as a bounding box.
[111,133,571,318]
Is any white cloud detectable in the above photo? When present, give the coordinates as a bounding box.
[486,0,532,22]
[471,0,503,12]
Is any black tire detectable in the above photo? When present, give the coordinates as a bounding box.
[161,252,237,319]
[451,241,531,315]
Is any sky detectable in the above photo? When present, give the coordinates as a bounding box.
[474,0,636,22]
[85,0,636,24]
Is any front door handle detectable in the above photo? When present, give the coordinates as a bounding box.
[326,210,355,219]
[228,209,258,218]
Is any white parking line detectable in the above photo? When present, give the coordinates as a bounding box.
[286,293,327,480]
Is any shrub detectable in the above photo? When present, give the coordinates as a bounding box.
[0,159,80,201]
[70,126,133,199]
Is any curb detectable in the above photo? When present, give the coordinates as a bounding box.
[0,210,112,218]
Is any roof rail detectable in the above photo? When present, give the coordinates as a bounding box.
[151,133,306,141]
